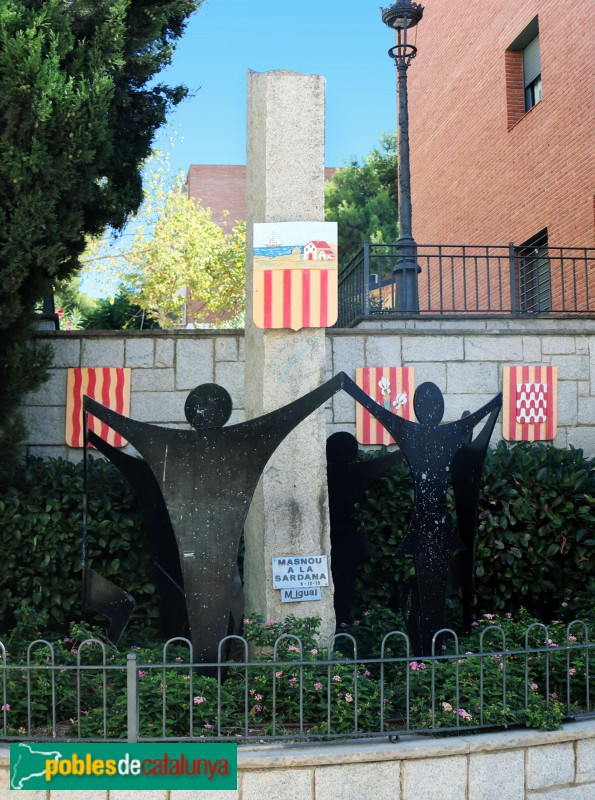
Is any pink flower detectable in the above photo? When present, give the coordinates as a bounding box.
[264,620,275,627]
[289,677,298,685]
[275,671,283,679]
[339,622,347,628]
[310,649,318,655]
[194,696,205,705]
[410,661,426,671]
[288,645,300,653]
[353,620,361,626]
[568,635,577,642]
[175,657,182,662]
[471,621,479,628]
[314,683,323,690]
[70,648,78,655]
[483,613,494,620]
[345,693,354,703]
[561,602,568,608]
[442,702,453,712]
[138,670,148,678]
[333,675,342,682]
[530,683,538,690]
[255,694,263,701]
[364,670,371,677]
[1,704,10,712]
[568,668,577,676]
[550,693,558,699]
[458,708,472,721]
[252,705,262,713]
[203,724,213,729]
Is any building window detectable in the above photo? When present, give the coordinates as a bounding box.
[506,17,541,129]
[522,35,542,111]
[516,229,551,313]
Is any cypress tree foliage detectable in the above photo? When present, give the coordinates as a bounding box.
[0,0,199,465]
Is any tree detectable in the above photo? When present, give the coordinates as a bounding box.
[126,186,246,328]
[325,133,398,267]
[0,0,199,463]
[83,162,246,329]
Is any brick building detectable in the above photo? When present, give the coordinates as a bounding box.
[185,164,337,228]
[407,0,594,250]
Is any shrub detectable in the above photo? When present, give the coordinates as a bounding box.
[2,612,591,739]
[0,457,157,637]
[475,441,595,618]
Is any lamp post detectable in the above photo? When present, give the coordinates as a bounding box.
[381,0,424,313]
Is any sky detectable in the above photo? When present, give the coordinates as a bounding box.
[81,0,401,297]
[158,0,400,175]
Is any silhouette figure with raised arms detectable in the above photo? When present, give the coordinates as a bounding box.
[84,373,345,668]
[343,376,501,655]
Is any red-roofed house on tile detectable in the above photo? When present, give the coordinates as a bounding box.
[304,241,336,261]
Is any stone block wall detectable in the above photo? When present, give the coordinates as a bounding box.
[327,317,595,456]
[23,317,595,459]
[23,330,246,461]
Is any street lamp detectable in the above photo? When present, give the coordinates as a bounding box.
[381,0,424,313]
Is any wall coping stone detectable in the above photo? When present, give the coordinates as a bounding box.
[33,329,244,339]
[31,317,595,344]
[0,720,592,770]
[234,720,595,768]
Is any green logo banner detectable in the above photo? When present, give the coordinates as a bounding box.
[10,742,237,791]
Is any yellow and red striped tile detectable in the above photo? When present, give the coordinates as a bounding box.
[355,367,415,445]
[66,368,131,448]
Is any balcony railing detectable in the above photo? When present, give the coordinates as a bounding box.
[336,243,595,327]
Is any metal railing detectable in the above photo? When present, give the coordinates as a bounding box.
[336,243,595,327]
[0,622,593,743]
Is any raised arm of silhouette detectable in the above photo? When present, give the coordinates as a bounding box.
[83,372,346,670]
[450,401,502,632]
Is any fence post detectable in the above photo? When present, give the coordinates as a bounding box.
[363,241,371,316]
[126,652,139,743]
[508,241,518,312]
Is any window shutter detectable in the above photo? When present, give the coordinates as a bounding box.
[523,36,541,87]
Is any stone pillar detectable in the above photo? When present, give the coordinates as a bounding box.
[243,70,335,642]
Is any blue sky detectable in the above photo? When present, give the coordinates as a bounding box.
[81,1,400,296]
[160,0,399,175]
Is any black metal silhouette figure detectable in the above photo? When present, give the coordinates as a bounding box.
[83,374,345,667]
[343,376,502,655]
[326,432,404,625]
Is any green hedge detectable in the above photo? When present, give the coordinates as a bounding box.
[354,441,595,622]
[1,442,594,642]
[0,457,157,636]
